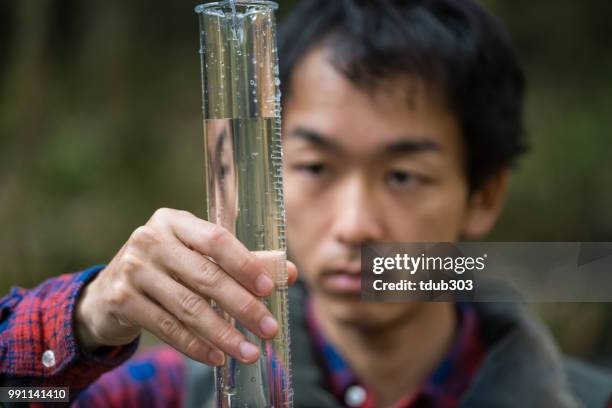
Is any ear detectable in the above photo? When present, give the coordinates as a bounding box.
[461,169,510,239]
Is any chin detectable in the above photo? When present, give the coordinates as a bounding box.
[321,295,423,331]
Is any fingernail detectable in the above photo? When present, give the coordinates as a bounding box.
[255,274,274,294]
[239,341,259,361]
[259,315,278,337]
[208,350,225,366]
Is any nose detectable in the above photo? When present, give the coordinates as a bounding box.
[332,174,385,246]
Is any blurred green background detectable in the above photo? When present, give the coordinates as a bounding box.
[1,1,611,366]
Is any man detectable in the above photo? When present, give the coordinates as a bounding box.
[1,0,611,407]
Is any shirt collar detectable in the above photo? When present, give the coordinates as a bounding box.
[305,300,486,408]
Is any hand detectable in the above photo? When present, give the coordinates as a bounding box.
[75,208,298,366]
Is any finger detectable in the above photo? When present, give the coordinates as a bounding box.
[252,252,297,287]
[151,241,278,340]
[162,210,274,297]
[120,291,226,366]
[137,270,263,364]
[287,261,298,286]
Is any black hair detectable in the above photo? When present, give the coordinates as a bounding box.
[278,0,527,191]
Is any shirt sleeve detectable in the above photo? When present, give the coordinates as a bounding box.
[0,266,140,403]
[73,346,186,408]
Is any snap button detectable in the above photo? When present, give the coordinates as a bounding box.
[42,350,56,368]
[345,385,367,407]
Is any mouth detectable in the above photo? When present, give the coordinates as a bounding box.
[320,268,362,295]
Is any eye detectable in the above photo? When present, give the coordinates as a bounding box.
[218,164,229,180]
[295,163,328,176]
[387,170,420,190]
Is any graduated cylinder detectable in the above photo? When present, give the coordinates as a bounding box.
[196,1,292,407]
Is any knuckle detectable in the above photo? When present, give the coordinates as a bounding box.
[180,293,207,318]
[149,207,173,226]
[159,316,181,339]
[236,255,254,277]
[129,225,160,248]
[183,335,203,358]
[107,279,132,310]
[206,225,228,247]
[197,260,226,291]
[153,207,171,220]
[214,322,238,347]
[237,296,263,320]
[118,251,143,277]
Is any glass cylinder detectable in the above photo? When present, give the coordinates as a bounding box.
[195,1,292,407]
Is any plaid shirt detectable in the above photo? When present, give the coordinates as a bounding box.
[0,266,186,407]
[73,346,184,408]
[0,267,138,405]
[305,301,486,408]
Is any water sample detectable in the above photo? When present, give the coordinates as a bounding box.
[195,2,292,407]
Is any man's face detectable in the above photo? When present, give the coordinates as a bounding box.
[282,48,474,326]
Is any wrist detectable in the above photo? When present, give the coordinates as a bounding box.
[75,281,105,352]
[74,271,141,352]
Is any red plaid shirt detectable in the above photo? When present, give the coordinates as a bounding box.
[0,266,185,407]
[305,301,486,408]
[0,267,136,385]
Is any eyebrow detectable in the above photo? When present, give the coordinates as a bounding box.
[290,127,342,153]
[290,126,442,156]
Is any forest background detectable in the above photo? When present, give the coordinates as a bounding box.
[1,0,611,368]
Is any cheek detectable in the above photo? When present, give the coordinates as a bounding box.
[284,170,307,227]
[384,181,468,242]
[283,170,327,275]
